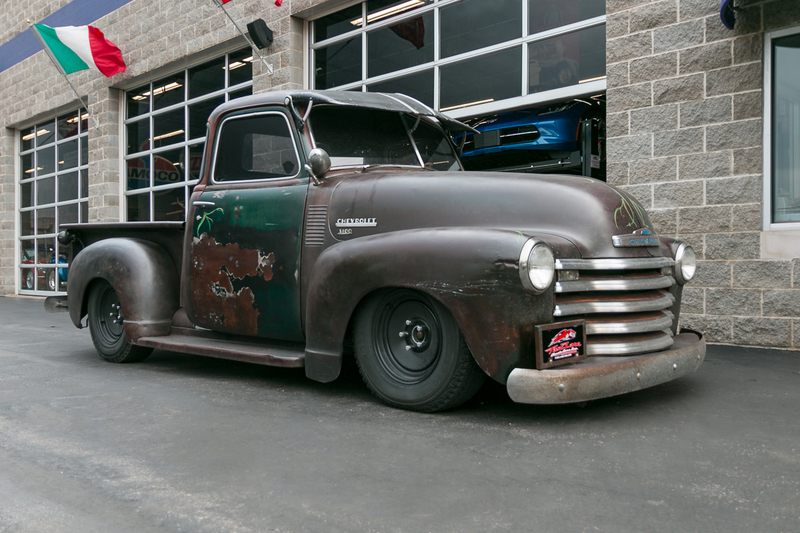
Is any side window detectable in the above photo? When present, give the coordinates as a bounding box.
[214,114,299,182]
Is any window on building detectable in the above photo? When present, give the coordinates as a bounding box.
[310,0,605,115]
[124,49,253,221]
[767,28,800,227]
[19,109,89,294]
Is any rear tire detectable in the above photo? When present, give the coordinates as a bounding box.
[88,282,153,363]
[354,289,486,412]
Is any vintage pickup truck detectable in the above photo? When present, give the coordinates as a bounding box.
[47,90,705,412]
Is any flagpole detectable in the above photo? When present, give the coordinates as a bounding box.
[27,20,98,128]
[211,0,274,76]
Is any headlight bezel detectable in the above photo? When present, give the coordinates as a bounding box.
[673,242,696,285]
[519,238,555,293]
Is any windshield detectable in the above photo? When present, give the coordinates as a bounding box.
[409,119,461,171]
[308,106,461,171]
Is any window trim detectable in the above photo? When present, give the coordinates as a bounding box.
[210,111,303,185]
[14,131,20,294]
[763,25,800,232]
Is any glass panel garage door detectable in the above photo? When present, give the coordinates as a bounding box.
[310,0,605,114]
[19,109,89,295]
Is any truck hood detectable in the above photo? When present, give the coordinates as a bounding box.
[325,171,660,259]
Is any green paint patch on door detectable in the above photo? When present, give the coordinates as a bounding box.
[190,183,308,341]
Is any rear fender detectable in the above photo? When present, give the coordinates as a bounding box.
[67,238,180,342]
[304,228,565,383]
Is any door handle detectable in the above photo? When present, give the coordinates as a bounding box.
[193,201,216,207]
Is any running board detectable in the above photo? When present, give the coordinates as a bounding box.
[136,327,305,368]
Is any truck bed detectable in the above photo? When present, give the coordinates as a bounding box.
[61,222,185,271]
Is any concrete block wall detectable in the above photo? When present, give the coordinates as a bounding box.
[607,0,800,348]
[0,129,15,292]
[0,0,307,295]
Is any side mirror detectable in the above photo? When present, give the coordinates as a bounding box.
[305,148,331,185]
[57,230,74,245]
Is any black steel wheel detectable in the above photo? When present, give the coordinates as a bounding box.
[354,289,486,412]
[88,282,152,363]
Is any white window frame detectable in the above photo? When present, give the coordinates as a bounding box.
[17,108,90,296]
[122,49,254,222]
[308,0,606,118]
[763,25,800,232]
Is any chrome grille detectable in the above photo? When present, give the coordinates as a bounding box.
[554,257,676,356]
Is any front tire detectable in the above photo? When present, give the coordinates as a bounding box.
[354,289,486,412]
[88,282,153,363]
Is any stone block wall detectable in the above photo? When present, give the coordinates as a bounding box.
[0,129,15,292]
[607,0,800,348]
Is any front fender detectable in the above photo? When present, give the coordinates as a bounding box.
[304,228,564,383]
[67,238,180,342]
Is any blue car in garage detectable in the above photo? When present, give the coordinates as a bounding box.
[455,97,606,180]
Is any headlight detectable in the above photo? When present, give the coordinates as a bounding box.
[673,242,696,284]
[519,239,555,293]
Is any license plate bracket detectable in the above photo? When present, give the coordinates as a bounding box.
[534,319,588,369]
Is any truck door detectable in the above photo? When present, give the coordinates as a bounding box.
[187,110,307,341]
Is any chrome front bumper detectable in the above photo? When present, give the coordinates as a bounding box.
[506,330,705,404]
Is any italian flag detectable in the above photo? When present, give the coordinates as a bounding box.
[34,24,126,77]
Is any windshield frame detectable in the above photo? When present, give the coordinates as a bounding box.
[307,106,463,172]
[404,114,464,172]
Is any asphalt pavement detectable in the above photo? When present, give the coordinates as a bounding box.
[0,295,798,533]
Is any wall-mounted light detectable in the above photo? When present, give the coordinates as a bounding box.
[720,0,736,29]
[247,19,273,49]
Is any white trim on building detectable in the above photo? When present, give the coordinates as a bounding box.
[763,25,800,233]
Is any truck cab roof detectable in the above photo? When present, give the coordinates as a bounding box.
[209,89,476,134]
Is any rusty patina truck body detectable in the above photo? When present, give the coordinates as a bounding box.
[50,90,705,412]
